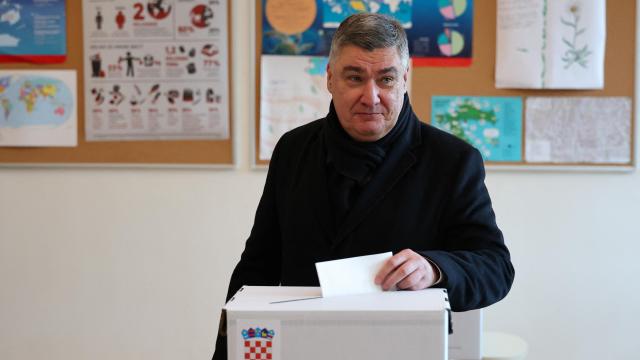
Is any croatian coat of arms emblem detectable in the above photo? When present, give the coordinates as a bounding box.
[241,327,275,360]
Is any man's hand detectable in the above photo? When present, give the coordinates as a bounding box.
[374,249,439,291]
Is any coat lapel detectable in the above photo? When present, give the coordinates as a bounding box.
[332,117,422,248]
[306,129,337,242]
[333,149,416,247]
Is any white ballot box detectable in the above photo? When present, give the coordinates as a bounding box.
[225,286,450,360]
[449,310,482,360]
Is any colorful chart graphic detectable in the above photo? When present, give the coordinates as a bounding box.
[438,0,467,20]
[438,29,464,56]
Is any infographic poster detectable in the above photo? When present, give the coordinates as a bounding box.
[83,0,230,141]
[0,0,67,63]
[408,0,473,66]
[261,0,473,65]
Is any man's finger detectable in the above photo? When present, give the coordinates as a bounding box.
[396,268,425,290]
[374,252,408,285]
[381,260,419,290]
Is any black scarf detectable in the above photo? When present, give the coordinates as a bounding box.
[324,93,412,227]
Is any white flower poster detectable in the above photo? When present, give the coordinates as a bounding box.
[495,0,606,89]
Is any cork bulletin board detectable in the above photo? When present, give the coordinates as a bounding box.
[254,0,636,169]
[0,1,233,166]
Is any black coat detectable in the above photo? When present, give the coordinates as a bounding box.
[213,111,514,359]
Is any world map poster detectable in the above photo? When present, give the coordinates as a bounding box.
[0,70,77,147]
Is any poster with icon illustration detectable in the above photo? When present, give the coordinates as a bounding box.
[83,0,229,141]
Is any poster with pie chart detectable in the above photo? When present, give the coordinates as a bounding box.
[439,0,468,20]
[260,0,473,66]
[407,0,473,66]
[438,29,465,56]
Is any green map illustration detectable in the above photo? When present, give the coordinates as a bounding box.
[431,96,522,162]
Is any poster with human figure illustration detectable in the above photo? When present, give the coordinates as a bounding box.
[83,0,230,141]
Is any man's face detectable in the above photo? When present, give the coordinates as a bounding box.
[327,45,408,142]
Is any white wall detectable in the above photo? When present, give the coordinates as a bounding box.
[1,1,639,359]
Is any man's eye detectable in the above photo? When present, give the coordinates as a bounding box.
[380,77,395,85]
[348,75,362,82]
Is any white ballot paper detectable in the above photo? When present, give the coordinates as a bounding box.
[315,252,393,297]
[495,0,606,89]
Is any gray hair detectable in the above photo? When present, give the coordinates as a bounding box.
[328,13,409,70]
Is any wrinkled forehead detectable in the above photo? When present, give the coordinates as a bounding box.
[331,45,405,72]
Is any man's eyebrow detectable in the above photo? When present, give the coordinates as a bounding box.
[342,65,364,73]
[341,66,399,75]
[377,67,399,76]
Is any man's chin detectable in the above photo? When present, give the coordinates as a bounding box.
[351,127,387,142]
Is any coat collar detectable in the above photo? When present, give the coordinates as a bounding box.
[333,111,421,247]
[308,105,423,249]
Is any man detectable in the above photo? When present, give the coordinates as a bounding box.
[95,9,103,30]
[119,52,141,77]
[213,13,514,359]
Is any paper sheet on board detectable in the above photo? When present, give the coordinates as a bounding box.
[495,0,606,89]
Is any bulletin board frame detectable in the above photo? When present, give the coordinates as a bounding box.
[253,0,636,171]
[0,0,234,167]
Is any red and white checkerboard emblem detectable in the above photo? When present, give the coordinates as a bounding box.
[241,327,275,359]
[243,339,273,360]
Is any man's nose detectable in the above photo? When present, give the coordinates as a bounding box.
[360,80,381,107]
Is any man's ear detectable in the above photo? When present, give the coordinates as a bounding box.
[326,63,333,93]
[403,67,409,91]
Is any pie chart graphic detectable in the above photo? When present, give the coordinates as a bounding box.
[147,0,172,20]
[438,29,464,56]
[439,0,467,20]
[190,4,214,28]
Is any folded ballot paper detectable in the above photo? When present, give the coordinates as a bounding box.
[224,253,451,360]
[315,252,393,297]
